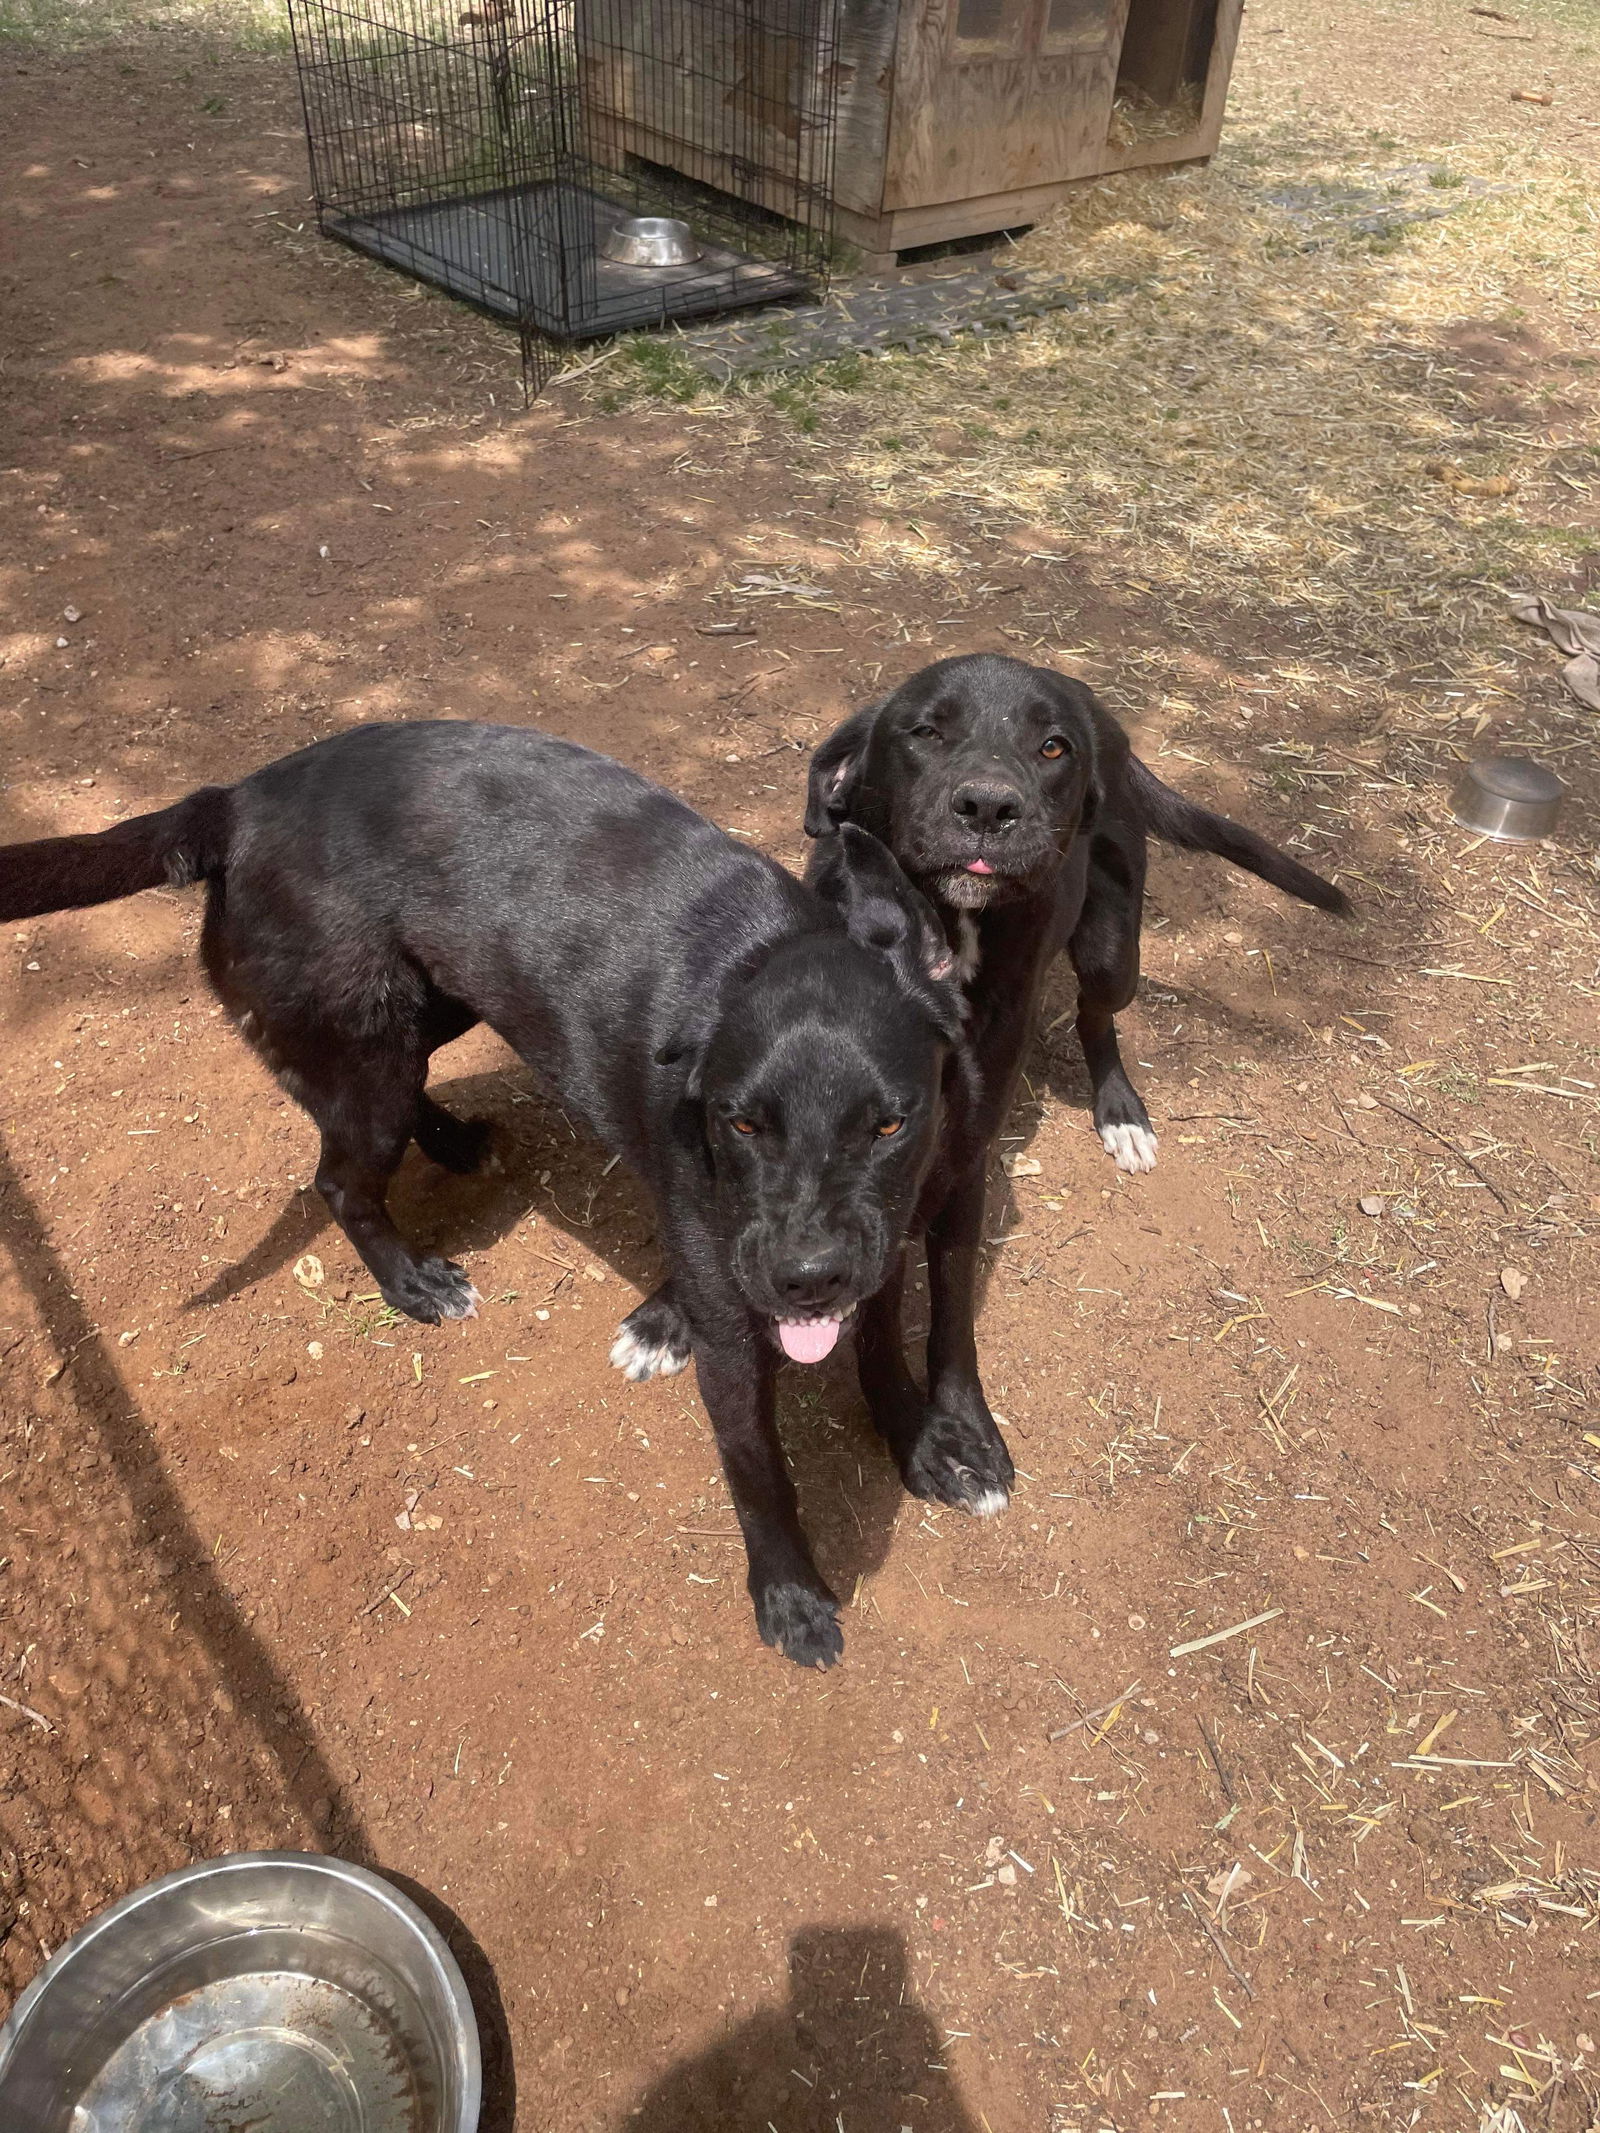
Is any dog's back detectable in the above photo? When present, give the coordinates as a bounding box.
[0,719,834,1179]
[224,723,821,1152]
[235,721,789,964]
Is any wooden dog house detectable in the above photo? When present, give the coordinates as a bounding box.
[579,0,1240,268]
[831,0,1242,258]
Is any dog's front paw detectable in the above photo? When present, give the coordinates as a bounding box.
[1093,1069,1158,1173]
[610,1291,692,1381]
[902,1407,1014,1518]
[752,1579,844,1669]
[383,1255,481,1324]
[1100,1120,1158,1174]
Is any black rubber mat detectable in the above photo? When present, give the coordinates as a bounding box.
[326,180,809,339]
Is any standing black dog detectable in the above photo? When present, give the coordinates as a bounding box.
[0,721,970,1667]
[632,656,1349,1526]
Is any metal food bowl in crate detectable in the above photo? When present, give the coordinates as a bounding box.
[0,1853,481,2133]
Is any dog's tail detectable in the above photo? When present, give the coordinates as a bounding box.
[0,785,233,923]
[1127,757,1350,915]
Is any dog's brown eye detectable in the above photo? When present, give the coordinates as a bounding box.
[909,723,938,740]
[875,1118,904,1138]
[731,1118,757,1136]
[1040,736,1069,760]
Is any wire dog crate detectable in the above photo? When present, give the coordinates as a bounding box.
[287,0,842,395]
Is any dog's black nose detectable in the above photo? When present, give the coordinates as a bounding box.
[774,1252,852,1309]
[951,780,1023,834]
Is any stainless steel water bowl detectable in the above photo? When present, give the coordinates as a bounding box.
[601,215,701,267]
[1450,754,1564,843]
[0,1853,481,2133]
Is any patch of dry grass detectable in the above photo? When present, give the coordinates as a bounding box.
[765,117,1597,681]
[674,0,1600,686]
[0,0,286,47]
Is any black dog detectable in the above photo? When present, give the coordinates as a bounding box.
[768,654,1350,1515]
[806,653,1351,1173]
[0,721,969,1667]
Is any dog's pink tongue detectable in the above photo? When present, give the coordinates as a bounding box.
[777,1318,842,1364]
[967,859,994,875]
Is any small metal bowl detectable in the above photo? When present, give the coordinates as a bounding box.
[601,214,702,267]
[1450,754,1564,843]
[0,1853,481,2133]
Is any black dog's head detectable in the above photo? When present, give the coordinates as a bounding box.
[804,653,1105,913]
[673,826,963,1363]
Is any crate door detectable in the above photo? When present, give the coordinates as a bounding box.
[885,0,1128,212]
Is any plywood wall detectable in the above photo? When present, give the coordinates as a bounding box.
[883,0,1131,212]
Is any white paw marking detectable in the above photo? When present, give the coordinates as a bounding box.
[964,1482,1011,1519]
[1100,1122,1158,1174]
[954,913,981,984]
[444,1283,482,1321]
[609,1324,691,1382]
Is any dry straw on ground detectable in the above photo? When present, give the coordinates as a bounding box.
[634,0,1600,690]
[776,115,1597,680]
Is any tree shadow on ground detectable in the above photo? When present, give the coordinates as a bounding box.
[0,1140,377,2004]
[622,1925,980,2133]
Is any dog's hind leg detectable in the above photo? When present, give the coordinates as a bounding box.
[200,893,478,1321]
[298,1054,481,1324]
[414,1096,494,1176]
[413,990,492,1173]
[610,1281,692,1381]
[1068,833,1158,1175]
[1076,996,1157,1175]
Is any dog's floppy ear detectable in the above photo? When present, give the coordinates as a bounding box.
[810,823,966,1043]
[654,1007,716,1099]
[1047,670,1110,835]
[804,702,881,836]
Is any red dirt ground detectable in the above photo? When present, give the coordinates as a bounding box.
[2,20,1598,2133]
